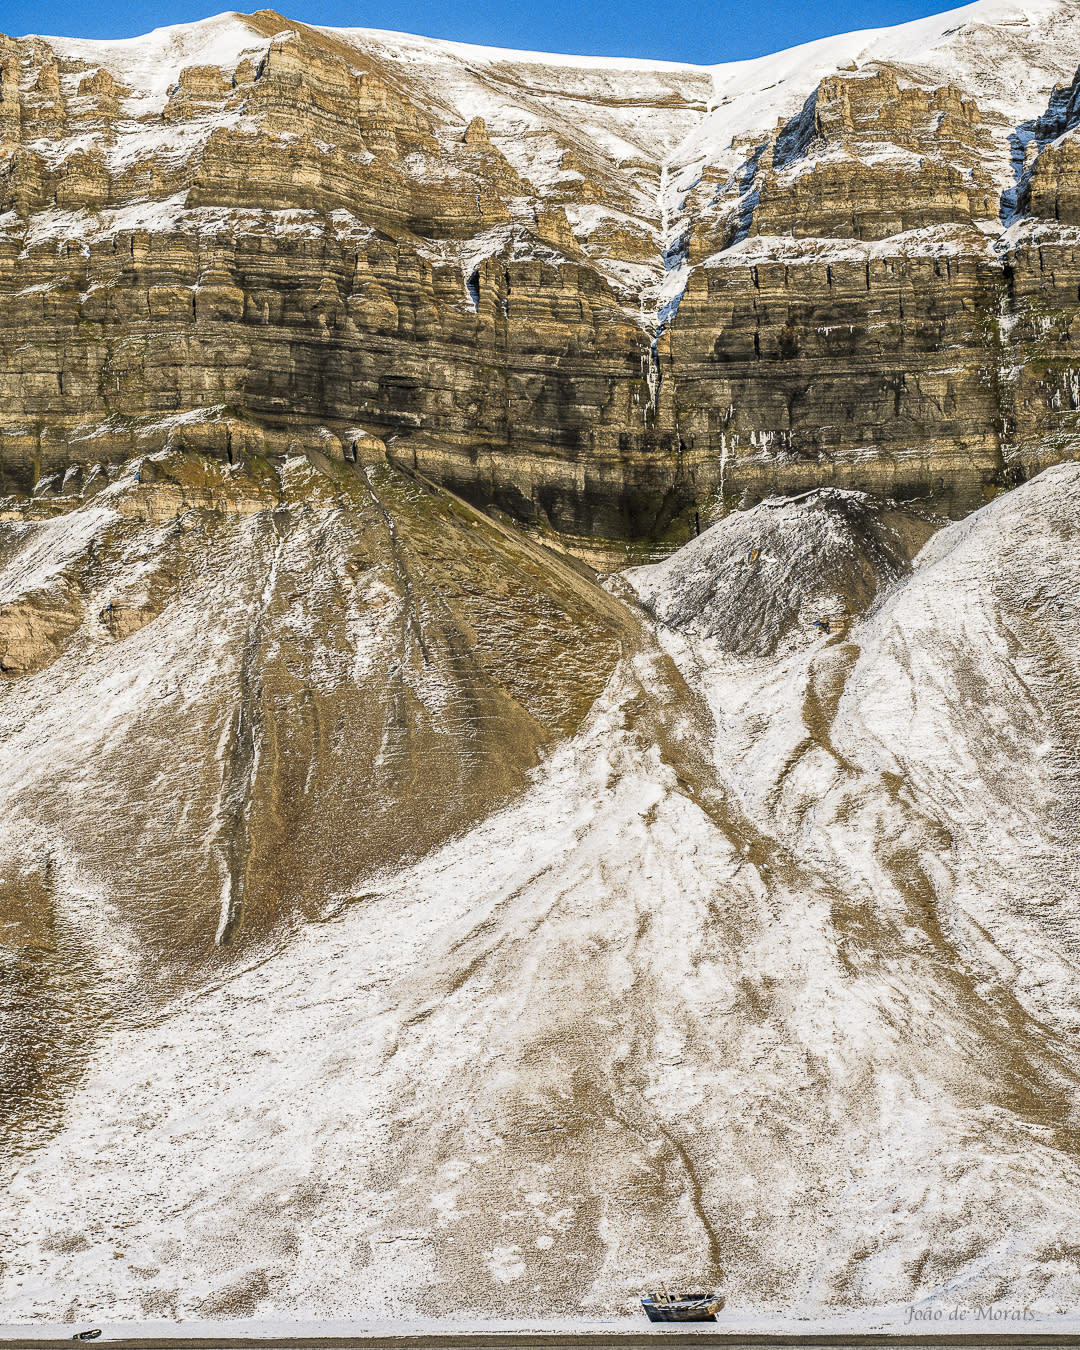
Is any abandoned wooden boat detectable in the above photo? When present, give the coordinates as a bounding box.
[640,1291,725,1322]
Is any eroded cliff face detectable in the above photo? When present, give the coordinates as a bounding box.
[3,3,1080,549]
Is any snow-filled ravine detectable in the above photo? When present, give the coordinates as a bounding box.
[2,464,1080,1321]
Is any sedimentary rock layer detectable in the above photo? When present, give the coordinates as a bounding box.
[4,4,1080,542]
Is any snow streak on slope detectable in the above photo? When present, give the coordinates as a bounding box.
[3,468,1080,1320]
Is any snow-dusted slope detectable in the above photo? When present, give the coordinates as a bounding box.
[3,462,1080,1319]
[625,489,940,656]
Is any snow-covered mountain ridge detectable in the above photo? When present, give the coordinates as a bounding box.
[22,0,1080,204]
[9,0,1080,283]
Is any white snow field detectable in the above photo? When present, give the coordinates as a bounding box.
[2,465,1080,1320]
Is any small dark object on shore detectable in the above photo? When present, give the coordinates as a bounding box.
[72,1331,102,1341]
[641,1291,725,1322]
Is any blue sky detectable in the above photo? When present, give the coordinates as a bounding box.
[3,0,962,63]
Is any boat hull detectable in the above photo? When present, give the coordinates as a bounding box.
[641,1296,723,1322]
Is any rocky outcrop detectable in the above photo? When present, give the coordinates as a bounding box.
[668,229,1007,515]
[733,67,998,244]
[0,579,82,675]
[99,599,160,639]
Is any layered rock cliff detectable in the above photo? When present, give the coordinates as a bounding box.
[4,1,1080,549]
